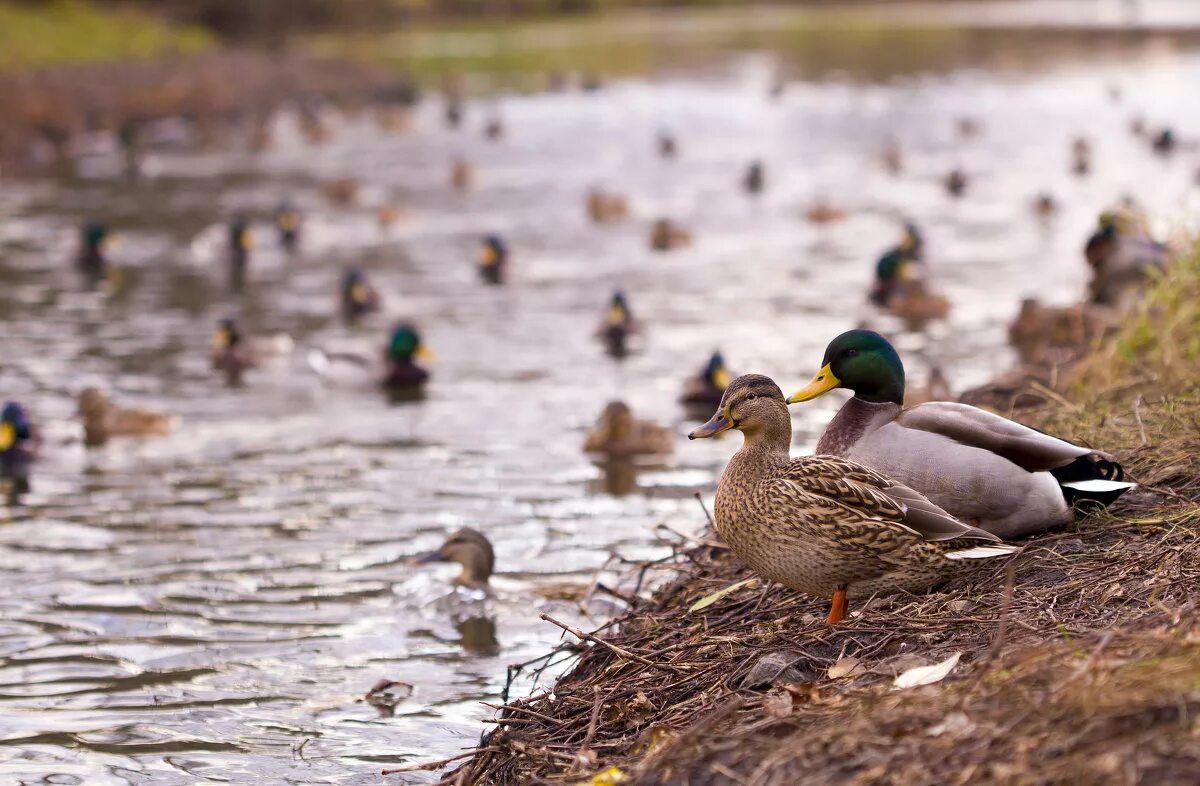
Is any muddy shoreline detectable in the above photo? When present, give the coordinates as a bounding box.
[425,251,1200,785]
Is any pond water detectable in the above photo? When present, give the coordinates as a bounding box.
[2,4,1200,783]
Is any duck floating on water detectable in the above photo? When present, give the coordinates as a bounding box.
[1,402,36,476]
[416,528,494,590]
[657,133,677,160]
[322,178,359,207]
[276,202,301,255]
[1071,137,1092,176]
[1084,211,1170,307]
[341,268,382,324]
[1151,127,1176,155]
[77,387,176,446]
[690,374,1018,624]
[804,201,848,224]
[77,222,111,280]
[742,160,765,195]
[451,158,474,191]
[1033,193,1058,218]
[598,291,638,358]
[583,401,673,458]
[382,323,432,392]
[650,218,691,252]
[228,217,252,291]
[786,330,1136,539]
[478,235,508,285]
[586,190,629,224]
[943,168,968,198]
[680,351,732,411]
[870,224,948,322]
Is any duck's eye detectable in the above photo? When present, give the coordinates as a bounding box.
[845,348,858,358]
[745,393,757,401]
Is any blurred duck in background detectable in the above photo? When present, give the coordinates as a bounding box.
[1071,137,1092,176]
[275,201,301,255]
[382,323,432,392]
[484,115,504,141]
[341,268,382,324]
[870,223,949,322]
[478,235,508,285]
[804,201,848,224]
[787,330,1136,539]
[415,528,494,591]
[583,401,673,458]
[1,402,36,504]
[452,158,474,191]
[597,291,639,359]
[657,132,677,160]
[77,387,176,447]
[880,138,903,174]
[210,318,292,387]
[742,160,765,195]
[586,190,629,223]
[77,222,111,281]
[650,218,691,251]
[1151,127,1176,155]
[1084,210,1170,307]
[902,366,952,407]
[1034,193,1058,218]
[680,351,732,411]
[943,167,968,198]
[322,178,359,207]
[1008,298,1118,365]
[228,216,252,291]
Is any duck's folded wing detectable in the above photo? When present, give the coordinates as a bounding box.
[774,456,997,544]
[896,402,1094,472]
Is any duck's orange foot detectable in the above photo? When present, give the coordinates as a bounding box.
[825,587,849,625]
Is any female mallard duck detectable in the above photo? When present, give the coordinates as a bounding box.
[597,291,638,358]
[690,374,1016,623]
[583,401,673,458]
[804,201,848,224]
[680,351,732,410]
[452,158,474,191]
[78,387,176,446]
[416,528,495,590]
[478,235,508,285]
[341,268,382,323]
[650,218,691,252]
[786,330,1135,539]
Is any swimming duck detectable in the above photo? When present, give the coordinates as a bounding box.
[478,235,508,285]
[804,201,848,224]
[1151,128,1176,155]
[382,323,432,391]
[77,387,176,446]
[786,330,1136,539]
[77,222,111,279]
[583,401,673,458]
[211,318,256,386]
[880,139,903,174]
[1033,193,1058,218]
[228,217,252,291]
[0,402,37,479]
[276,202,301,254]
[484,116,504,141]
[680,351,732,410]
[650,218,692,252]
[341,268,382,323]
[943,168,968,198]
[657,133,677,160]
[451,159,474,191]
[1071,137,1092,176]
[955,117,981,139]
[743,161,765,195]
[1084,211,1169,307]
[445,100,464,129]
[586,190,629,223]
[598,291,638,358]
[690,374,1017,624]
[416,528,494,590]
[322,179,359,207]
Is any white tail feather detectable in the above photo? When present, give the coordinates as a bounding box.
[945,544,1020,560]
[1061,479,1137,492]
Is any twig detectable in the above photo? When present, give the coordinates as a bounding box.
[540,614,661,669]
[1133,394,1148,446]
[988,562,1017,660]
[582,686,604,748]
[383,748,493,775]
[695,492,715,527]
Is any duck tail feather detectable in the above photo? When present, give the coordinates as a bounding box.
[945,544,1020,560]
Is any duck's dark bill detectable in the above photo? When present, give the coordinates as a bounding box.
[689,413,732,439]
[413,551,445,564]
[787,363,840,403]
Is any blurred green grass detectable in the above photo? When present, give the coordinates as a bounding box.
[0,1,212,72]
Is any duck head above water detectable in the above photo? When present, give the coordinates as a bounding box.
[689,374,789,446]
[787,330,906,407]
[386,323,430,364]
[416,528,495,589]
[0,402,32,453]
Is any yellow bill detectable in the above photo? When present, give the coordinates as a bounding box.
[415,343,435,361]
[0,421,14,450]
[787,363,840,403]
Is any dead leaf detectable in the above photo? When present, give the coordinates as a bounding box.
[827,656,862,679]
[893,652,962,689]
[689,578,757,612]
[763,689,794,718]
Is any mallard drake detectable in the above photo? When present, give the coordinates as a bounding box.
[786,330,1136,539]
[415,528,494,590]
[228,217,252,291]
[680,351,732,410]
[276,202,301,254]
[597,291,638,358]
[944,168,968,198]
[742,161,765,195]
[1151,127,1176,155]
[586,190,629,223]
[451,158,473,191]
[478,235,508,285]
[689,374,1017,623]
[382,323,432,391]
[77,387,176,446]
[0,402,37,479]
[341,268,382,323]
[78,222,111,279]
[583,401,673,458]
[650,218,691,252]
[1071,137,1092,176]
[1084,211,1169,307]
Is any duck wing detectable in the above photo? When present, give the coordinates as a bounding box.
[773,455,1000,545]
[895,402,1095,472]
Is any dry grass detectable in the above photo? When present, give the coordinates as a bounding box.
[410,246,1200,786]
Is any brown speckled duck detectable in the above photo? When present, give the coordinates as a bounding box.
[78,387,176,446]
[583,401,673,458]
[416,528,495,590]
[690,374,1017,623]
[786,330,1136,539]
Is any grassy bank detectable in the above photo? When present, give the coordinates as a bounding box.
[0,1,211,72]
[432,246,1200,784]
